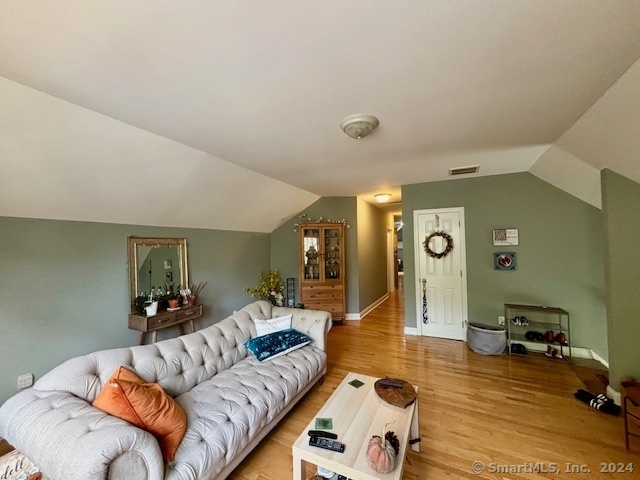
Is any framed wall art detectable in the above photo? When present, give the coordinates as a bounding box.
[492,228,519,246]
[494,252,517,270]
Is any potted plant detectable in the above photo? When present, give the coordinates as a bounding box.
[132,294,147,314]
[181,281,208,307]
[245,269,285,306]
[145,300,159,316]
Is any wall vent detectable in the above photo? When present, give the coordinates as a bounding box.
[449,165,480,176]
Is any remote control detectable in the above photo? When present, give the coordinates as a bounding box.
[378,378,404,388]
[309,436,345,453]
[308,430,338,439]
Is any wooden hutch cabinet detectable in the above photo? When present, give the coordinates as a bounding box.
[299,223,346,323]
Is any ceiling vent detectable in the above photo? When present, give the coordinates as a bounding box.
[449,165,480,176]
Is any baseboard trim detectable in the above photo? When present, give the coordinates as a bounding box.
[607,385,622,406]
[507,340,608,368]
[568,346,594,360]
[404,327,418,336]
[591,350,609,368]
[346,293,389,321]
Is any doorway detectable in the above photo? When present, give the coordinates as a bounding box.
[413,207,468,340]
[387,228,396,293]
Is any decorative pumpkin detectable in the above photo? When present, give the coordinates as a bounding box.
[366,422,398,474]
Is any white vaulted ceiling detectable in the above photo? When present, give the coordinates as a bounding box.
[1,1,640,231]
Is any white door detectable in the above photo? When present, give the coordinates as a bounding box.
[414,208,468,340]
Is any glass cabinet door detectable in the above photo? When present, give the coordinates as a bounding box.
[302,227,320,280]
[324,227,341,280]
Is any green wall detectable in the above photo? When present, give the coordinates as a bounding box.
[0,217,270,404]
[402,173,607,359]
[357,199,393,311]
[602,169,640,388]
[270,197,359,313]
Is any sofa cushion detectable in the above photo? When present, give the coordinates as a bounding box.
[169,344,326,479]
[254,314,292,337]
[93,367,187,462]
[244,329,311,361]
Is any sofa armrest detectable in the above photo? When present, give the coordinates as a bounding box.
[0,389,164,480]
[272,306,332,352]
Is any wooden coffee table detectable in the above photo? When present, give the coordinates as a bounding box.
[292,372,419,480]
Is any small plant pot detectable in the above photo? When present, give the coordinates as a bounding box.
[187,296,197,306]
[145,301,159,316]
[168,299,179,309]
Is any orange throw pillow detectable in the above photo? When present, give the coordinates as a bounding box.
[93,367,187,462]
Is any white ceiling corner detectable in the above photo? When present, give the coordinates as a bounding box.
[529,145,602,209]
[553,57,640,187]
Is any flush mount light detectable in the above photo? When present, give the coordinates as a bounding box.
[374,193,392,203]
[340,114,379,139]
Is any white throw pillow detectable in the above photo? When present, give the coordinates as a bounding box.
[254,314,292,337]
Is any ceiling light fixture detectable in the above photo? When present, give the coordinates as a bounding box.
[340,114,379,139]
[375,193,392,203]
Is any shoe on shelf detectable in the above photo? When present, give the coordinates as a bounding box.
[544,330,555,343]
[554,332,568,345]
[525,331,545,342]
[545,345,563,359]
[520,316,529,326]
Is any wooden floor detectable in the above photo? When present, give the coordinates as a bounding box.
[233,292,639,479]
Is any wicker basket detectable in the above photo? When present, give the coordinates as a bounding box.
[467,322,506,355]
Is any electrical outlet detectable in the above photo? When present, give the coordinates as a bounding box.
[17,373,33,389]
[498,315,505,326]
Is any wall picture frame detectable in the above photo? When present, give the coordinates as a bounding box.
[492,228,519,246]
[494,252,517,270]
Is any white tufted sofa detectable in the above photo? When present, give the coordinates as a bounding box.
[0,301,331,480]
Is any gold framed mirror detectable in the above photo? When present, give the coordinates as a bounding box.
[128,237,189,311]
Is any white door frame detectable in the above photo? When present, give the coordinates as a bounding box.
[413,207,469,337]
[387,228,396,293]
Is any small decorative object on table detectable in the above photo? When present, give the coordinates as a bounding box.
[145,301,159,316]
[366,421,399,474]
[132,294,147,314]
[374,378,417,408]
[315,417,333,430]
[0,447,42,480]
[181,281,208,307]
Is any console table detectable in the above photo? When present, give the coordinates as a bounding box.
[128,304,202,345]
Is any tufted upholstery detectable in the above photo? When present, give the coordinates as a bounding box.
[0,302,331,480]
[169,346,325,479]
